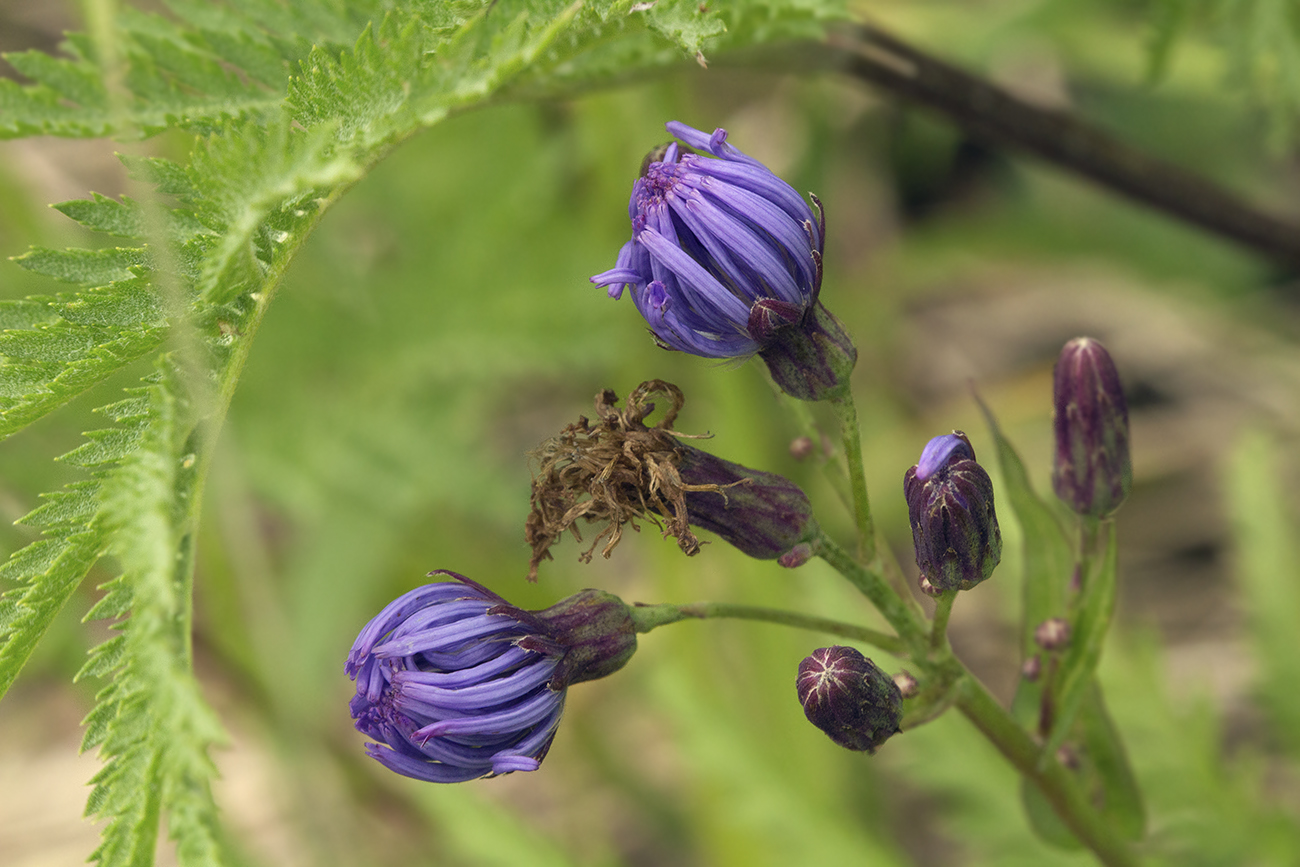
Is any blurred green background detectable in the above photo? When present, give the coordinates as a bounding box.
[4,0,1300,864]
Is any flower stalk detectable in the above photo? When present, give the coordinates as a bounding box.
[829,392,876,563]
[629,601,906,656]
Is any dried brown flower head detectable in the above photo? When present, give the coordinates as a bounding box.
[525,380,738,581]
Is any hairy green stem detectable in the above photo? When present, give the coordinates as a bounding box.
[955,676,1141,867]
[812,528,928,649]
[629,601,905,655]
[829,393,876,562]
[929,590,955,652]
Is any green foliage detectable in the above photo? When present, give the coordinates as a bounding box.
[1142,0,1300,145]
[1226,431,1300,755]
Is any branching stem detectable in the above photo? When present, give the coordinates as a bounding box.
[812,528,928,650]
[954,676,1141,867]
[629,601,905,655]
[819,24,1300,269]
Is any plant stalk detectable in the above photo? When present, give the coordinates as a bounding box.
[629,601,905,655]
[954,675,1142,867]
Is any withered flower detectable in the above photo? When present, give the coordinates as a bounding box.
[526,380,817,580]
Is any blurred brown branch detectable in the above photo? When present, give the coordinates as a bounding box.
[800,24,1300,270]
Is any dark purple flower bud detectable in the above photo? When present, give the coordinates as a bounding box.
[346,573,635,783]
[677,444,819,561]
[904,431,1002,594]
[591,122,855,398]
[1052,337,1132,517]
[797,646,902,753]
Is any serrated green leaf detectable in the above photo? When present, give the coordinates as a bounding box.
[54,195,148,239]
[79,363,232,867]
[645,0,727,58]
[97,394,153,423]
[0,324,105,362]
[13,246,149,286]
[0,298,60,330]
[20,481,102,529]
[59,427,145,468]
[56,280,166,330]
[4,48,109,110]
[0,526,105,700]
[0,537,64,584]
[78,633,128,681]
[0,310,167,442]
[119,155,202,204]
[83,583,134,623]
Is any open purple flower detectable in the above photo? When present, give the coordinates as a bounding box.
[346,573,635,783]
[592,121,822,358]
[592,122,855,399]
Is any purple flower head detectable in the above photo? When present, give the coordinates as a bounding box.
[346,573,635,783]
[1052,337,1131,517]
[904,432,1002,594]
[591,122,826,360]
[797,646,902,753]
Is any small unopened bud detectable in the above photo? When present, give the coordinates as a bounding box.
[1021,655,1042,682]
[778,542,814,568]
[893,670,920,698]
[796,646,902,753]
[790,436,815,461]
[1033,617,1071,652]
[904,432,1002,593]
[1052,337,1131,517]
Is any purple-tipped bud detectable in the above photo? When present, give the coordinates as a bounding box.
[797,646,902,753]
[677,444,819,561]
[591,122,856,399]
[1052,337,1132,517]
[345,573,635,783]
[904,432,1002,594]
